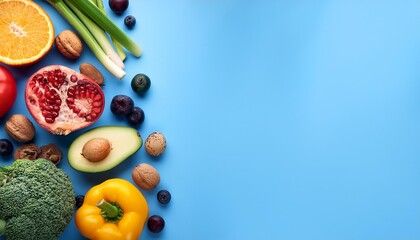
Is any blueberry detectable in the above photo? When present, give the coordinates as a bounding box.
[75,195,84,208]
[0,139,13,157]
[126,106,144,125]
[157,190,171,204]
[147,215,165,233]
[131,73,151,95]
[110,95,134,115]
[124,15,136,29]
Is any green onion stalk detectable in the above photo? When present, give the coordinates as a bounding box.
[65,0,142,57]
[44,0,126,79]
[64,0,125,69]
[95,0,127,61]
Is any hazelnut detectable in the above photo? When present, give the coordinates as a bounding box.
[145,132,166,157]
[79,63,104,86]
[5,114,36,143]
[55,30,83,60]
[132,163,160,190]
[82,138,111,162]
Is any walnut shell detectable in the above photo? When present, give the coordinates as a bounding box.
[38,143,63,165]
[14,143,40,160]
[55,30,83,60]
[132,163,160,190]
[5,114,36,143]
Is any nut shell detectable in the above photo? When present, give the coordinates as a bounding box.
[79,63,104,86]
[5,114,36,143]
[38,143,63,165]
[132,163,160,190]
[55,30,83,60]
[14,143,39,160]
[145,132,166,157]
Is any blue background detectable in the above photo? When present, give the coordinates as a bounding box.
[1,0,420,239]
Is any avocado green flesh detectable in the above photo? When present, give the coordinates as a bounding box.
[68,126,142,172]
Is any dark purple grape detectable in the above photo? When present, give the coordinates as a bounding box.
[75,195,84,208]
[157,190,171,204]
[109,0,129,14]
[147,215,165,233]
[124,15,136,29]
[0,139,13,157]
[126,106,144,125]
[110,95,134,115]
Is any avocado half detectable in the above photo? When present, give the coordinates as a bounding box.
[68,126,142,172]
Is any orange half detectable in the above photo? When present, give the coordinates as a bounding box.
[0,0,54,66]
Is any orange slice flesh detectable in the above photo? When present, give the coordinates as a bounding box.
[0,0,54,66]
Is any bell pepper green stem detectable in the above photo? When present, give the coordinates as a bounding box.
[0,219,6,236]
[97,199,119,218]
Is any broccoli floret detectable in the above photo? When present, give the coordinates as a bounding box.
[0,159,75,240]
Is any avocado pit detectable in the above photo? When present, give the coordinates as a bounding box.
[82,137,111,162]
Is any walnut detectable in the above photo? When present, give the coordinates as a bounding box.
[132,163,160,190]
[5,114,36,143]
[55,30,83,60]
[38,143,63,165]
[14,143,40,160]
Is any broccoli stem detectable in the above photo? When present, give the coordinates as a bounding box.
[0,219,5,236]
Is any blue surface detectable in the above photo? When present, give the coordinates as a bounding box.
[2,0,420,239]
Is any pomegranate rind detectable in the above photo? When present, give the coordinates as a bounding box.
[25,65,105,135]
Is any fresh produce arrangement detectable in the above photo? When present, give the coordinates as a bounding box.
[0,0,171,239]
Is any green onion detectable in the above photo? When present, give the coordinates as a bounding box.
[65,0,142,57]
[64,0,125,69]
[95,0,127,61]
[44,0,126,79]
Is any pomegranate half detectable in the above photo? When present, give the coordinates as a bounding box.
[25,65,105,135]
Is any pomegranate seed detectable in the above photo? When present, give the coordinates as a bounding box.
[66,98,75,104]
[53,106,60,111]
[32,86,39,94]
[93,94,102,101]
[45,117,54,123]
[85,115,92,121]
[42,110,51,117]
[92,101,102,107]
[52,111,59,118]
[73,107,81,114]
[55,99,62,105]
[70,75,78,83]
[92,107,102,114]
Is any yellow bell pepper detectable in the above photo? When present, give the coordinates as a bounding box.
[75,178,149,240]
